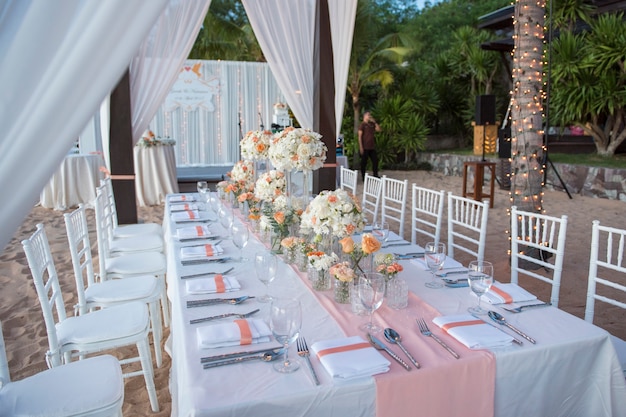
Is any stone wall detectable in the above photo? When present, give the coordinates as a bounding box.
[415,153,626,201]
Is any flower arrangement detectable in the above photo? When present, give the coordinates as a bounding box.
[224,180,253,202]
[329,262,357,303]
[268,127,327,172]
[228,160,255,184]
[307,251,338,291]
[254,170,286,202]
[299,189,365,238]
[136,129,175,147]
[281,236,302,263]
[375,253,404,282]
[260,197,298,253]
[338,234,381,274]
[240,129,273,160]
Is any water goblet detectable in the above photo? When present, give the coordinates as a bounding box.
[218,206,234,238]
[467,260,494,315]
[373,222,390,247]
[231,222,249,262]
[424,242,446,289]
[269,297,302,373]
[358,272,386,333]
[255,252,277,303]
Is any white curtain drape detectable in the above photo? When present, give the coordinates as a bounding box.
[0,0,168,250]
[130,0,212,145]
[328,0,357,139]
[242,0,316,129]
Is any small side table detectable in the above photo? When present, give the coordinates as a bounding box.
[462,161,496,208]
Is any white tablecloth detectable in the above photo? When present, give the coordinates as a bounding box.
[134,145,179,206]
[164,206,626,417]
[40,153,104,210]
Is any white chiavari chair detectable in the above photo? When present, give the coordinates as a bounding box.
[361,174,384,225]
[447,192,489,263]
[584,220,626,376]
[381,177,408,239]
[21,224,159,412]
[339,166,358,197]
[411,185,445,246]
[510,206,568,307]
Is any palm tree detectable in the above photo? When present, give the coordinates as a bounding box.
[510,0,546,212]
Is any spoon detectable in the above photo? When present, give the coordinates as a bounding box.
[383,328,420,368]
[202,348,285,369]
[488,311,536,344]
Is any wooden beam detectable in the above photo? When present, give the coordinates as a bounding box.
[313,0,337,193]
[109,69,138,224]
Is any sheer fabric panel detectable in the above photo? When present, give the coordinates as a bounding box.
[0,0,168,250]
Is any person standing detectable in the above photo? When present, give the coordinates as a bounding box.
[358,111,381,180]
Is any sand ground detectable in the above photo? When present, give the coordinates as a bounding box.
[1,169,624,415]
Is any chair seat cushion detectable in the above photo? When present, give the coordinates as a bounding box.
[57,302,148,346]
[105,251,166,276]
[109,233,163,254]
[0,354,123,417]
[85,275,159,304]
[114,222,162,238]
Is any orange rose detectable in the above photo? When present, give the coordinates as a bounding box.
[346,224,356,234]
[328,195,337,203]
[339,237,355,254]
[256,143,266,152]
[361,233,381,254]
[273,211,285,224]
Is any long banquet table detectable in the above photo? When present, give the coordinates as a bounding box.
[164,194,626,417]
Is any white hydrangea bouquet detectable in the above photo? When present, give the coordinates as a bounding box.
[240,130,272,160]
[228,160,255,185]
[300,189,365,238]
[308,251,339,271]
[254,170,286,202]
[268,127,327,172]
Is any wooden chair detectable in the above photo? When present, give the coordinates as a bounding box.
[510,206,568,307]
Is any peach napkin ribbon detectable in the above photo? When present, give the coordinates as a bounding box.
[187,211,196,219]
[316,342,371,359]
[203,245,214,257]
[234,319,252,345]
[214,274,225,293]
[489,286,513,304]
[441,319,484,332]
[195,226,205,236]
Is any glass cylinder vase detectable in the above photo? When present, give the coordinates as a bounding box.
[334,278,351,304]
[270,229,287,254]
[308,266,331,291]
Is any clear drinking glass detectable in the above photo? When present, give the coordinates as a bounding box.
[358,272,386,333]
[467,260,494,314]
[373,222,390,247]
[269,297,302,373]
[424,242,446,289]
[218,206,234,238]
[231,223,249,262]
[255,252,277,303]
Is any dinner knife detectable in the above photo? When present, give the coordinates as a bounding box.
[200,345,283,364]
[367,334,411,371]
[186,295,254,308]
[181,257,232,266]
[384,242,411,247]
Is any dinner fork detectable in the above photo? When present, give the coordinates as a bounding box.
[416,318,460,359]
[296,337,320,385]
[501,302,551,313]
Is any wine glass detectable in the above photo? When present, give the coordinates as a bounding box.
[218,206,234,238]
[358,272,386,333]
[269,297,302,373]
[231,222,249,262]
[467,260,494,314]
[197,181,208,201]
[373,222,390,247]
[255,252,277,303]
[208,192,220,215]
[424,242,446,289]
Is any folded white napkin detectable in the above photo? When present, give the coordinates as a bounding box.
[176,225,212,240]
[411,256,465,271]
[482,283,537,305]
[180,244,224,260]
[310,336,390,380]
[169,194,195,203]
[171,210,201,221]
[196,319,272,349]
[170,203,199,212]
[432,314,513,349]
[186,275,240,294]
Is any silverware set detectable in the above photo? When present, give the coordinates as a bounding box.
[297,336,320,385]
[180,267,235,280]
[181,256,232,266]
[501,302,551,313]
[186,295,254,308]
[190,308,260,324]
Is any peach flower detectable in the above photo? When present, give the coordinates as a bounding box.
[361,233,381,254]
[339,236,355,254]
[273,211,285,224]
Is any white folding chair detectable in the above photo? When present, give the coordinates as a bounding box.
[94,187,170,326]
[339,166,358,196]
[585,220,626,376]
[361,174,384,225]
[447,192,489,262]
[381,177,408,239]
[64,205,163,367]
[411,185,445,246]
[21,224,159,412]
[96,184,163,254]
[0,321,124,417]
[100,177,163,238]
[510,206,568,307]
